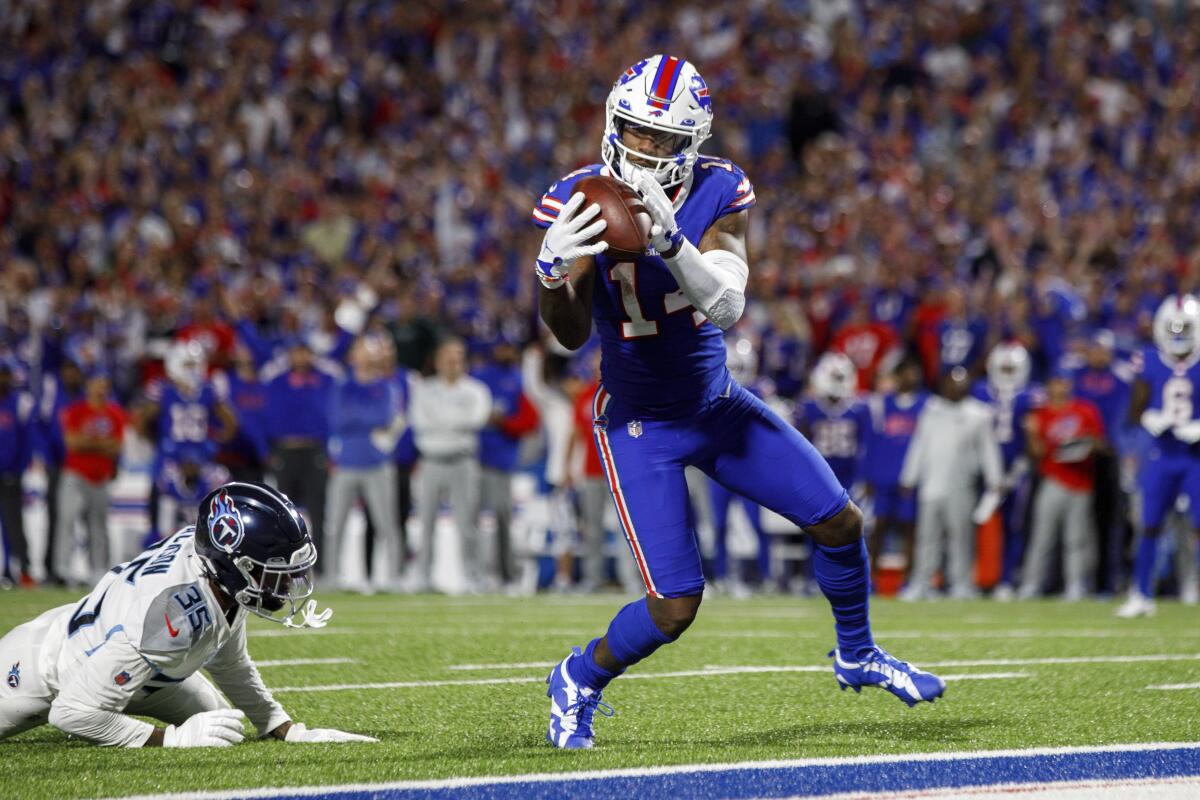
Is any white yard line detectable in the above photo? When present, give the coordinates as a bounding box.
[110,741,1200,800]
[252,658,357,668]
[270,665,1030,693]
[1145,682,1200,690]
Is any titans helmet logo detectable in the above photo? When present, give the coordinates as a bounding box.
[208,490,245,554]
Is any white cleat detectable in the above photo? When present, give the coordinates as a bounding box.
[1115,592,1156,618]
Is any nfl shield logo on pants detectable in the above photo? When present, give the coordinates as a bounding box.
[627,420,643,438]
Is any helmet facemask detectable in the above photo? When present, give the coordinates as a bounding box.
[603,112,698,188]
[231,541,319,626]
[1154,295,1200,362]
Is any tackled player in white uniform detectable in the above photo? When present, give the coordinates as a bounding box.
[0,482,376,747]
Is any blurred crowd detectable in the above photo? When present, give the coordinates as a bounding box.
[1,1,1199,600]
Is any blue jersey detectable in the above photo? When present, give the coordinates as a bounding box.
[795,398,870,487]
[212,371,269,466]
[1069,363,1131,452]
[971,381,1043,468]
[146,380,222,469]
[1134,346,1200,456]
[473,362,524,472]
[862,391,927,487]
[936,317,988,373]
[532,158,754,416]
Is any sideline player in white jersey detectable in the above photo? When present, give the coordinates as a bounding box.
[0,482,376,748]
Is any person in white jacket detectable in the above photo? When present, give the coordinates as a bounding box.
[900,367,1004,599]
[0,483,376,748]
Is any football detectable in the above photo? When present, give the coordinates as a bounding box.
[575,175,652,261]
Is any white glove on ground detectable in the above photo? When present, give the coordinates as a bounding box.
[163,709,246,748]
[535,192,608,289]
[284,723,379,744]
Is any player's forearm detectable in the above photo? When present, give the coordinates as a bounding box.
[538,282,593,351]
[48,698,156,747]
[660,241,748,331]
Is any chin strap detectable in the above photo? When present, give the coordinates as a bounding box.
[284,599,333,629]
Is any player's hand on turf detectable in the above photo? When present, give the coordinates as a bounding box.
[163,709,246,748]
[283,723,379,744]
[536,192,608,289]
[630,169,682,256]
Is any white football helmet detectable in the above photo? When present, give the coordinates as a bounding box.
[986,342,1031,395]
[811,352,857,400]
[1153,294,1200,361]
[166,340,208,390]
[602,55,713,189]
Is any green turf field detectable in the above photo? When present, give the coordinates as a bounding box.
[1,589,1197,799]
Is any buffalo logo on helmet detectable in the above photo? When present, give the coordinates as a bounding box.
[208,489,245,554]
[6,662,18,689]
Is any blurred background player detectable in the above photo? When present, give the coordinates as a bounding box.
[153,447,230,548]
[212,345,270,485]
[1019,370,1106,600]
[900,367,1003,600]
[796,353,870,493]
[973,343,1043,598]
[1119,295,1200,617]
[0,360,35,587]
[861,356,927,573]
[135,341,236,541]
[410,338,492,593]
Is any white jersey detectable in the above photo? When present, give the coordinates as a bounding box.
[24,528,287,746]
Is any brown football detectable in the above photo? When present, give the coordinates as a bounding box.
[575,175,652,261]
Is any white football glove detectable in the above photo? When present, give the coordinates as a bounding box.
[283,723,379,744]
[163,709,246,748]
[631,169,683,256]
[1141,409,1172,437]
[1174,420,1200,444]
[535,192,608,289]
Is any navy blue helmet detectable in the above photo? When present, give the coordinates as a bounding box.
[195,482,325,627]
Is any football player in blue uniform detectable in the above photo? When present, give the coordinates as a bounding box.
[1118,295,1200,617]
[137,342,237,540]
[533,55,944,750]
[862,357,927,569]
[971,343,1043,597]
[796,353,871,491]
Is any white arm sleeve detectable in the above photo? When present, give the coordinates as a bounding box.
[204,624,290,737]
[47,634,157,747]
[661,240,748,331]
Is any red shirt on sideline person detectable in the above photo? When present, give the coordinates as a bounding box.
[1026,372,1105,493]
[61,372,127,484]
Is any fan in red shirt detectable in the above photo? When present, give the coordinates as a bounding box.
[1018,370,1106,600]
[829,300,901,392]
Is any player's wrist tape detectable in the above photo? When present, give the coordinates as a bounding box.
[535,259,568,289]
[659,227,684,259]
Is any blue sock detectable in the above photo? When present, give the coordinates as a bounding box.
[567,597,674,691]
[1134,535,1158,598]
[813,540,875,658]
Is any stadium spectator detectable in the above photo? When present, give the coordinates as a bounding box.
[325,335,405,591]
[0,361,34,587]
[568,360,619,592]
[410,339,492,593]
[212,345,271,485]
[54,371,125,584]
[265,340,336,575]
[1019,371,1107,600]
[900,368,1003,600]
